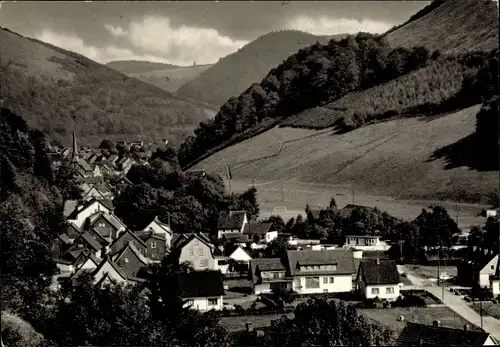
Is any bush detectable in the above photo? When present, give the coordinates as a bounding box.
[1,311,47,347]
[394,294,427,307]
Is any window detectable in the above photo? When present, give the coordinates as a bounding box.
[189,249,194,256]
[199,259,208,267]
[98,222,106,228]
[386,287,394,294]
[305,277,320,289]
[151,241,156,249]
[371,288,380,295]
[208,298,218,306]
[492,265,495,270]
[329,277,334,284]
[323,277,328,284]
[194,239,199,245]
[199,248,204,256]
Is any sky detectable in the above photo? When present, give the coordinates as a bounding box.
[0,1,430,66]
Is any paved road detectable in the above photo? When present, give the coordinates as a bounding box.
[402,266,500,342]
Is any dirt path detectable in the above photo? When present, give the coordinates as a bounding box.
[402,266,500,342]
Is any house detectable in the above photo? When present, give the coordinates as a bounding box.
[87,228,112,247]
[109,229,148,255]
[172,233,216,271]
[356,259,401,301]
[85,211,126,242]
[396,322,496,346]
[112,241,150,278]
[286,249,356,295]
[222,232,250,244]
[52,233,74,258]
[214,256,230,274]
[117,156,135,173]
[178,270,225,311]
[141,216,173,249]
[135,230,168,261]
[249,258,290,295]
[217,211,248,239]
[344,235,390,251]
[229,246,253,264]
[68,232,104,259]
[80,183,113,201]
[112,174,132,194]
[69,256,130,287]
[66,199,112,229]
[63,200,79,219]
[243,222,277,243]
[458,253,499,288]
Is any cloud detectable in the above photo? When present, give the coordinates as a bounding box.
[125,16,249,66]
[36,29,168,64]
[285,15,393,35]
[104,23,127,37]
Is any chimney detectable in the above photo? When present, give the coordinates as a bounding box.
[433,320,440,327]
[376,258,380,265]
[463,324,469,331]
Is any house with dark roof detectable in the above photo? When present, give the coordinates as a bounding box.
[177,270,225,311]
[249,258,290,294]
[86,211,126,242]
[67,231,104,259]
[109,229,148,256]
[217,210,248,239]
[457,252,499,288]
[80,182,113,201]
[141,216,173,249]
[248,249,357,295]
[172,233,216,271]
[66,198,112,229]
[243,222,278,244]
[286,249,356,295]
[356,259,401,301]
[112,241,150,278]
[135,229,168,261]
[52,233,73,259]
[396,322,496,346]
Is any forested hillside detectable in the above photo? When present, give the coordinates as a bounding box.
[105,60,179,74]
[178,0,499,170]
[176,30,341,106]
[0,27,212,147]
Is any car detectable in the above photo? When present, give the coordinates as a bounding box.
[223,303,236,310]
[439,272,452,281]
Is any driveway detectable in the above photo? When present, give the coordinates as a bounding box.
[402,266,500,342]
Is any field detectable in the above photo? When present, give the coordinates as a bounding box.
[360,307,481,334]
[194,105,497,221]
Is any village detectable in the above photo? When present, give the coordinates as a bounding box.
[48,134,500,346]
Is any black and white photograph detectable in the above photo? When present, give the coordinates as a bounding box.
[0,0,499,346]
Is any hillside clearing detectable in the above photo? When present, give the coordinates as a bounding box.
[194,105,497,209]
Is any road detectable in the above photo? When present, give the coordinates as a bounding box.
[402,266,500,342]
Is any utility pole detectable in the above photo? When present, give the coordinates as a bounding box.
[480,299,484,330]
[281,181,284,202]
[456,202,459,226]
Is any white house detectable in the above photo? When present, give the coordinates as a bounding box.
[178,270,225,311]
[229,246,253,263]
[356,259,401,301]
[344,235,390,251]
[242,222,277,243]
[479,254,498,288]
[286,249,356,295]
[249,249,357,295]
[142,216,173,249]
[217,211,248,239]
[66,199,112,229]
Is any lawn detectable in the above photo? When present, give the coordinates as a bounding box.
[409,265,458,280]
[360,307,481,334]
[224,278,253,299]
[219,313,294,332]
[194,105,496,219]
[471,302,500,320]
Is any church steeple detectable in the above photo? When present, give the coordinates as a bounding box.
[71,131,78,162]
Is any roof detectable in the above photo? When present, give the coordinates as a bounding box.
[113,241,149,265]
[223,232,250,243]
[91,256,128,281]
[286,249,356,276]
[58,233,72,245]
[357,260,400,285]
[177,270,225,298]
[63,200,78,218]
[109,229,147,252]
[173,233,212,249]
[218,211,247,229]
[77,232,102,252]
[243,222,273,235]
[396,322,491,346]
[89,211,126,231]
[249,258,286,284]
[67,198,112,220]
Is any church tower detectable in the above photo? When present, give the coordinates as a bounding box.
[71,131,78,162]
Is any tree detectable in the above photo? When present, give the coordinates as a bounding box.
[1,311,48,347]
[328,197,338,209]
[99,139,115,151]
[263,237,289,258]
[414,206,459,249]
[263,298,395,346]
[53,164,81,200]
[234,187,260,221]
[261,215,286,232]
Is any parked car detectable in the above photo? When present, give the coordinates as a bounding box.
[439,272,452,280]
[223,303,236,310]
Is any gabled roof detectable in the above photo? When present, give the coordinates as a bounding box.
[396,322,491,346]
[63,200,79,218]
[223,232,250,243]
[90,255,128,281]
[242,222,273,235]
[58,233,73,245]
[113,241,149,266]
[249,258,287,284]
[67,198,112,220]
[357,260,400,285]
[75,232,102,252]
[218,211,247,229]
[286,249,356,276]
[177,270,224,298]
[109,229,147,253]
[142,216,172,235]
[88,211,126,231]
[172,233,212,249]
[89,227,111,245]
[74,157,93,172]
